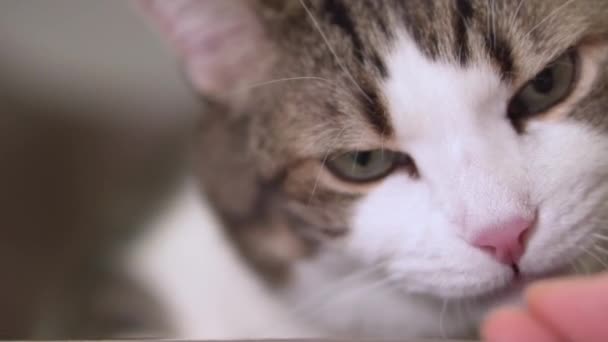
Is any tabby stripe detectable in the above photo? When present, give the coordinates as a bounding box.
[454,0,473,65]
[322,0,365,63]
[422,0,439,59]
[484,32,515,79]
[361,86,393,136]
[361,1,390,78]
[397,0,439,60]
[285,209,348,240]
[371,52,388,78]
[362,0,391,39]
[319,0,389,78]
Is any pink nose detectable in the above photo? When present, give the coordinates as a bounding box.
[471,216,533,265]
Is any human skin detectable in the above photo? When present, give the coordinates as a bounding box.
[482,272,608,342]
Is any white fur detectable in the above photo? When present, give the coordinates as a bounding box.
[283,31,608,338]
[126,177,318,339]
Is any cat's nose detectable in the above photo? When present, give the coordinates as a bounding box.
[470,216,534,265]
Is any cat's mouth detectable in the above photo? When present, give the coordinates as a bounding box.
[510,264,521,277]
[389,260,571,302]
[494,266,568,298]
[448,265,571,303]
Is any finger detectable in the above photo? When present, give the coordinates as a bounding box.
[481,307,561,342]
[526,272,608,342]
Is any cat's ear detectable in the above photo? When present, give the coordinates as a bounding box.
[137,0,275,102]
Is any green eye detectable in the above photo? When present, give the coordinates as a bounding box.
[325,150,400,182]
[509,50,578,121]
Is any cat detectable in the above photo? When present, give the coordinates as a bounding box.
[134,0,608,339]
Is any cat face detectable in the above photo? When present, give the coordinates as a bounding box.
[141,0,608,337]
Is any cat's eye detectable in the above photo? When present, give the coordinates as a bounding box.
[325,150,405,182]
[508,50,578,121]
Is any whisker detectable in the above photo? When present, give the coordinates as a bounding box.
[461,297,475,326]
[454,298,466,337]
[579,257,591,275]
[593,233,608,243]
[298,0,373,104]
[308,150,331,204]
[226,75,360,106]
[581,247,608,269]
[593,244,608,256]
[569,260,582,275]
[439,298,449,340]
[349,151,359,173]
[308,126,349,204]
[287,261,388,317]
[508,0,526,29]
[229,76,337,94]
[257,262,387,334]
[454,10,473,62]
[303,275,397,325]
[522,0,576,41]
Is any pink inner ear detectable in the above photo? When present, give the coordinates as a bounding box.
[136,0,272,97]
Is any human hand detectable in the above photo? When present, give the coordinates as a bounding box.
[481,272,608,342]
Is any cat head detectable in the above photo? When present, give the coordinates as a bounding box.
[140,0,608,329]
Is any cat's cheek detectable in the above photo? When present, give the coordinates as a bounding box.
[345,175,515,299]
[345,174,432,264]
[519,122,608,275]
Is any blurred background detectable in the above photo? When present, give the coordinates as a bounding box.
[0,0,203,337]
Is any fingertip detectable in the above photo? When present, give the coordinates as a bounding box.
[481,307,560,342]
[480,307,518,339]
[523,272,608,341]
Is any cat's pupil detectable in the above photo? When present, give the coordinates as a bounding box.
[354,152,372,167]
[532,68,554,94]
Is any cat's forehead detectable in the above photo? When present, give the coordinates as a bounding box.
[250,0,608,159]
[269,0,607,78]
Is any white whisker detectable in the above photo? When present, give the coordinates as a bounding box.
[593,233,608,243]
[308,151,330,204]
[288,262,388,317]
[523,0,576,41]
[508,0,526,29]
[569,260,582,275]
[461,298,474,325]
[299,262,384,307]
[303,275,397,327]
[308,126,349,204]
[580,257,591,275]
[593,244,608,256]
[454,298,466,336]
[439,298,449,340]
[581,247,608,269]
[256,262,387,334]
[230,76,336,94]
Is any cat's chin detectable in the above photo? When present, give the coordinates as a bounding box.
[401,265,572,306]
[469,265,571,303]
[466,267,571,319]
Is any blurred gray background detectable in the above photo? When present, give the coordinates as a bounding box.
[0,0,202,337]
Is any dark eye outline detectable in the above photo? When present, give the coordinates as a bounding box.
[324,150,417,183]
[507,49,580,128]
